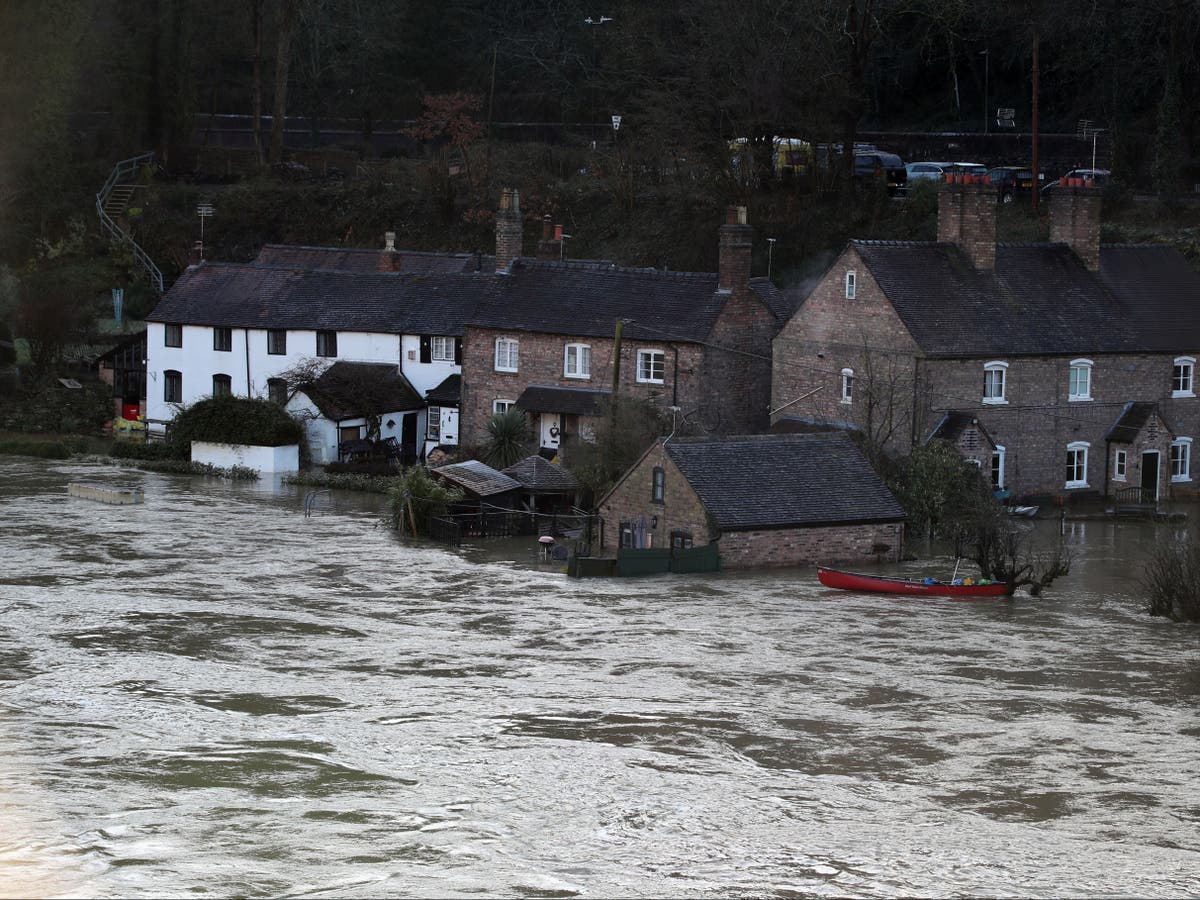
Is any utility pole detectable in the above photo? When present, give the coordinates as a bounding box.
[1031,33,1040,214]
[610,317,624,401]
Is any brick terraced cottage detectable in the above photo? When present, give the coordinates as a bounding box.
[459,192,792,455]
[597,432,906,569]
[771,176,1200,502]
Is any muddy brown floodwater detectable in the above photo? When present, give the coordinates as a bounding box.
[1,457,1198,898]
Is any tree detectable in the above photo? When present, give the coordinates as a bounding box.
[483,407,534,469]
[387,466,464,536]
[16,261,100,378]
[563,397,669,500]
[1142,539,1200,622]
[404,92,487,220]
[269,0,301,165]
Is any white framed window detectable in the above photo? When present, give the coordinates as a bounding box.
[983,361,1009,404]
[845,270,857,299]
[992,445,1006,490]
[427,405,441,440]
[840,367,854,404]
[1113,449,1127,481]
[164,370,182,403]
[1068,358,1093,401]
[564,343,591,379]
[637,349,665,384]
[1066,441,1090,489]
[493,399,515,414]
[1172,356,1195,397]
[432,336,455,362]
[495,337,519,372]
[1171,437,1192,482]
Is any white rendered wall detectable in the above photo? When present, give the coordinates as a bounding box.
[146,323,403,425]
[191,441,300,473]
[399,334,462,397]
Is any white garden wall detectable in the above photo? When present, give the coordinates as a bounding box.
[191,441,300,473]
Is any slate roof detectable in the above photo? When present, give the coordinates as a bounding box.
[147,262,489,336]
[254,244,485,274]
[501,455,581,493]
[1105,401,1174,443]
[1098,245,1200,352]
[516,384,611,416]
[432,460,522,497]
[425,373,462,405]
[298,362,423,420]
[470,261,790,341]
[852,241,1147,357]
[663,432,906,531]
[924,410,995,447]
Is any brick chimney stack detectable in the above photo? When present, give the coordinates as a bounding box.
[937,175,997,270]
[1049,179,1103,271]
[495,188,523,273]
[718,205,752,293]
[536,215,564,260]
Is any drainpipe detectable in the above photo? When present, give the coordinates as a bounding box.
[244,329,252,396]
[1103,437,1111,500]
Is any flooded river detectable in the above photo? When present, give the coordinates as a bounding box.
[1,457,1197,898]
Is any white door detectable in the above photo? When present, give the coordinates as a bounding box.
[540,412,561,449]
[441,408,458,445]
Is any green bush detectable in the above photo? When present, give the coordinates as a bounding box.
[283,471,399,494]
[167,396,303,456]
[386,466,464,534]
[0,439,70,458]
[1143,541,1200,622]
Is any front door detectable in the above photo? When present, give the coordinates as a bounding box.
[1141,450,1160,500]
[540,412,561,450]
[401,412,417,464]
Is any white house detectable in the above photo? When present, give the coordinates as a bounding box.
[145,255,488,460]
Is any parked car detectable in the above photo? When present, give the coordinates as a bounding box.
[988,166,1036,202]
[905,161,953,183]
[949,162,988,178]
[1042,168,1111,196]
[855,151,907,193]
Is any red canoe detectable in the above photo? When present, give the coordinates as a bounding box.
[817,566,1012,599]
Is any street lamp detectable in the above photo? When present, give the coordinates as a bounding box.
[767,237,777,280]
[1078,119,1104,173]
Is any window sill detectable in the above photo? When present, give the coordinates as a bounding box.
[1171,475,1192,483]
[494,367,518,374]
[981,397,1008,405]
[1068,395,1092,403]
[564,373,591,380]
[839,399,852,406]
[1065,481,1089,490]
[1112,475,1126,482]
[637,379,665,385]
[1172,390,1195,399]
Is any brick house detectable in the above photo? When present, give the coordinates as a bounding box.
[459,191,792,454]
[596,432,906,569]
[771,176,1200,502]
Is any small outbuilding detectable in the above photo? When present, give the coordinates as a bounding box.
[597,432,906,569]
[501,454,582,513]
[431,459,523,513]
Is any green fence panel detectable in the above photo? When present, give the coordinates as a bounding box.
[616,547,673,577]
[670,543,721,574]
[569,556,617,578]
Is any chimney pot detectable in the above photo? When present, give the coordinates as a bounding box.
[725,205,747,226]
[495,188,523,273]
[541,215,553,241]
[554,224,563,240]
[384,231,396,251]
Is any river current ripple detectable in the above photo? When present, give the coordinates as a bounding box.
[0,458,1197,898]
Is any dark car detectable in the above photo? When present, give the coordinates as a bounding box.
[988,166,1035,203]
[854,151,907,194]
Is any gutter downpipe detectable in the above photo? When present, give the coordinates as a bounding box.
[244,329,252,396]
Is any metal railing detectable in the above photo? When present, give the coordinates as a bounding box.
[95,151,164,295]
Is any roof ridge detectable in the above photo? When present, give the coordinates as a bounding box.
[519,258,716,280]
[852,239,938,247]
[262,243,473,259]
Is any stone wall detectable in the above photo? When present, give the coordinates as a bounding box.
[718,521,904,570]
[920,354,1200,498]
[597,445,712,550]
[459,326,706,447]
[770,245,920,449]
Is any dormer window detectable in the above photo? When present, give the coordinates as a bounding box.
[840,368,854,404]
[1068,358,1093,401]
[1173,356,1195,397]
[845,270,857,299]
[983,361,1009,404]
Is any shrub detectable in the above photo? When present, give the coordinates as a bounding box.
[283,471,399,493]
[108,440,178,460]
[386,466,464,534]
[1143,541,1200,622]
[167,396,303,456]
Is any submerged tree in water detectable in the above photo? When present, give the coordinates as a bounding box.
[1142,540,1200,622]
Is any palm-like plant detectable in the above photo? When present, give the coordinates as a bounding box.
[484,408,533,469]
